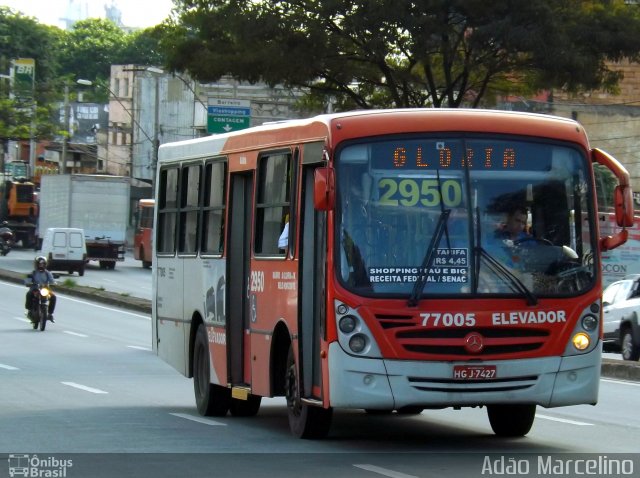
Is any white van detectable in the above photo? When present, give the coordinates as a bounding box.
[40,228,87,276]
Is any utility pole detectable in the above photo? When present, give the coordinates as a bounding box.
[60,84,69,174]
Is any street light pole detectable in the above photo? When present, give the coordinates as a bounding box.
[60,84,69,174]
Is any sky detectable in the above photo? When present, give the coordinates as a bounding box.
[1,0,175,29]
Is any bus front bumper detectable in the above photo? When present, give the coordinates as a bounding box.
[327,342,601,410]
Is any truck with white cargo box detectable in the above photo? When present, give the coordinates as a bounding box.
[38,175,129,269]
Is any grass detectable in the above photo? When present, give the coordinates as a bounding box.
[62,278,77,287]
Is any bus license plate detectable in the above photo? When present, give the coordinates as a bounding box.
[453,365,497,380]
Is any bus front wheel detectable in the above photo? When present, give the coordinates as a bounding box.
[194,324,230,416]
[487,404,536,437]
[285,345,332,439]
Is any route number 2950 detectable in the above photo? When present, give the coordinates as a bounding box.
[420,312,476,327]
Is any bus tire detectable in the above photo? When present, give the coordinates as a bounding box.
[230,394,262,417]
[487,404,536,437]
[194,324,230,416]
[285,345,332,439]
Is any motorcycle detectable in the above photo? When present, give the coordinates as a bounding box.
[26,278,53,331]
[0,223,14,256]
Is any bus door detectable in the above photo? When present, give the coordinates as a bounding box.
[227,172,253,386]
[299,145,327,400]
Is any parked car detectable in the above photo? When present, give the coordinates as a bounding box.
[602,274,640,361]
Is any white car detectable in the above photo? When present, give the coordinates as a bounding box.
[602,275,640,361]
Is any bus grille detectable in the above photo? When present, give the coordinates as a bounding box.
[407,374,539,393]
[375,314,550,357]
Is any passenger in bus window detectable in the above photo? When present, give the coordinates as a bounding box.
[278,221,289,251]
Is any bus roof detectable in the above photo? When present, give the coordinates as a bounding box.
[158,109,589,163]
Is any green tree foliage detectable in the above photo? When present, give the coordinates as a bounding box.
[1,9,165,146]
[0,7,62,152]
[162,0,640,109]
[0,7,62,86]
[57,18,128,84]
[120,27,167,67]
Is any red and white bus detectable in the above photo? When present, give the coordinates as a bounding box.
[152,109,633,438]
[133,199,154,268]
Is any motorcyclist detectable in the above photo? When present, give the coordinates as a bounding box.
[0,221,13,256]
[25,256,57,322]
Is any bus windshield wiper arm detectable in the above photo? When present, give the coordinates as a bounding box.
[407,209,451,307]
[475,246,538,306]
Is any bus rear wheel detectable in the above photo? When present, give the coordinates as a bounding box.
[487,404,536,437]
[285,345,332,439]
[194,324,230,416]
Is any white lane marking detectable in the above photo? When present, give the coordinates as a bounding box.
[12,317,30,323]
[602,378,640,387]
[61,382,108,394]
[536,414,593,426]
[0,363,19,370]
[127,345,152,351]
[353,464,419,478]
[170,413,226,426]
[63,331,89,338]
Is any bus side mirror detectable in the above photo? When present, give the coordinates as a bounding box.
[614,184,634,228]
[593,148,634,251]
[314,167,335,211]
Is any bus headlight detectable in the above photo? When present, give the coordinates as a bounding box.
[581,314,598,331]
[334,300,382,358]
[572,332,591,351]
[339,315,357,334]
[349,334,368,354]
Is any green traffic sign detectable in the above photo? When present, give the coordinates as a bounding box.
[207,115,251,134]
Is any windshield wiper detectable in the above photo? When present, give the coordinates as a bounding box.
[407,209,451,307]
[475,246,538,306]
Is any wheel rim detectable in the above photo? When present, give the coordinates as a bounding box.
[622,333,632,359]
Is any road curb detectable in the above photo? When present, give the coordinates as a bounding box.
[601,358,640,381]
[1,268,639,380]
[0,267,151,314]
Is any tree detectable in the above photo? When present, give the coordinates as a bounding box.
[119,27,168,68]
[57,18,129,85]
[0,7,63,156]
[161,0,640,109]
[0,7,62,87]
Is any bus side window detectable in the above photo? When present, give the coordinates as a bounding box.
[255,152,291,257]
[201,160,227,255]
[157,167,179,254]
[178,163,201,255]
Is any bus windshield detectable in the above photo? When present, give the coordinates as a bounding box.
[336,135,596,299]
